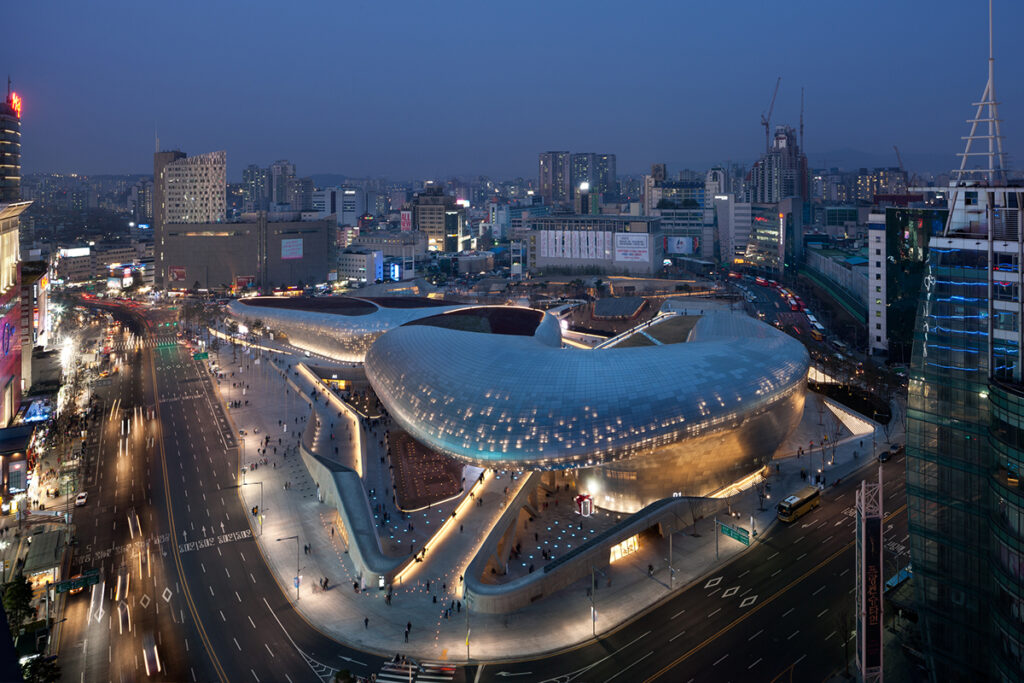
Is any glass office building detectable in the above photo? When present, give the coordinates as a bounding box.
[908,185,1024,681]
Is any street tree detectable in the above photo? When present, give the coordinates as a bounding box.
[22,655,61,683]
[3,572,34,632]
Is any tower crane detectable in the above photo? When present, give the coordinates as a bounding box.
[761,76,781,154]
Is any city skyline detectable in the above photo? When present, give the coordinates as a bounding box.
[8,1,1024,179]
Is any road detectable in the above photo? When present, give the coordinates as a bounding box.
[471,457,908,683]
[60,303,386,683]
[58,298,906,683]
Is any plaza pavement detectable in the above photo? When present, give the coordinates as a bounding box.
[205,334,903,664]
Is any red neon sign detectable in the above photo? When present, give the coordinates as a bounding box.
[10,93,21,118]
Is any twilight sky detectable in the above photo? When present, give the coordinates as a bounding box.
[7,0,1024,180]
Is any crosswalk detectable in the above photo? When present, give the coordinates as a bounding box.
[375,660,455,683]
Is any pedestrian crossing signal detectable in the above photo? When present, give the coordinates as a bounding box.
[252,506,258,517]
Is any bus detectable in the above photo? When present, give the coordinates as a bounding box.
[810,326,824,342]
[777,486,821,522]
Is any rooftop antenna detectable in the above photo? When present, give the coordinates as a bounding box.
[953,0,1005,185]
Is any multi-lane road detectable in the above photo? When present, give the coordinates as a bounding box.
[470,459,907,682]
[56,300,906,682]
[59,304,384,683]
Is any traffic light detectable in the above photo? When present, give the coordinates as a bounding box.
[252,506,258,517]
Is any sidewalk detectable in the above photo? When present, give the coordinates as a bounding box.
[208,337,903,663]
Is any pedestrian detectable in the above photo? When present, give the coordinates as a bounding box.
[364,617,369,629]
[456,600,461,613]
[404,629,409,643]
[331,527,334,538]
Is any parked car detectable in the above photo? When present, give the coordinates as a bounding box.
[75,492,88,507]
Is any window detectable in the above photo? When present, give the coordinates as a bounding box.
[876,274,881,280]
[876,286,882,293]
[875,249,881,256]
[876,323,882,330]
[876,335,882,342]
[875,261,881,268]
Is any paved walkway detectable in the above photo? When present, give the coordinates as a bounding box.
[206,331,904,663]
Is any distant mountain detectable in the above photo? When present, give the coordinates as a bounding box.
[310,174,350,187]
[810,148,959,176]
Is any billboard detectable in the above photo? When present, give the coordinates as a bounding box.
[59,247,90,258]
[281,238,303,260]
[235,275,256,288]
[614,233,649,262]
[664,236,698,255]
[169,266,187,282]
[400,210,413,232]
[862,516,883,669]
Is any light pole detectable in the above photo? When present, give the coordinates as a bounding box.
[277,535,300,601]
[230,482,264,536]
[238,436,246,480]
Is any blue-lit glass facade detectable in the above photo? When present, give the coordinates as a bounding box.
[908,187,1024,681]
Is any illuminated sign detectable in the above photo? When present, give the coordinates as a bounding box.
[59,247,91,258]
[169,266,186,282]
[137,223,150,230]
[281,238,303,260]
[10,93,21,118]
[1,322,14,356]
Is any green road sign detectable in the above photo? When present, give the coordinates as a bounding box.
[193,352,209,360]
[720,522,751,546]
[55,568,101,594]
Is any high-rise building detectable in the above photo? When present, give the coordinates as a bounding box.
[907,17,1024,680]
[269,159,296,206]
[748,125,808,204]
[287,176,314,212]
[153,150,226,286]
[153,149,186,284]
[570,153,617,203]
[0,86,22,203]
[538,151,570,206]
[163,151,226,224]
[241,164,269,212]
[411,185,464,252]
[129,178,153,223]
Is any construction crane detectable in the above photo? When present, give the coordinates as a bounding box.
[894,145,918,189]
[761,76,781,154]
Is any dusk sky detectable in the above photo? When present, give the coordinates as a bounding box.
[8,0,1024,180]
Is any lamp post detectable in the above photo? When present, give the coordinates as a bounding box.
[277,536,300,601]
[228,482,263,535]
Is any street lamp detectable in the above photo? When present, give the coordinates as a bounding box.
[276,536,300,601]
[228,482,263,536]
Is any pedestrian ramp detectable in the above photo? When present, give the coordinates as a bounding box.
[375,660,455,682]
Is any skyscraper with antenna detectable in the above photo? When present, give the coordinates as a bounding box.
[906,2,1024,680]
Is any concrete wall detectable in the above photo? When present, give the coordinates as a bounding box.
[464,479,729,614]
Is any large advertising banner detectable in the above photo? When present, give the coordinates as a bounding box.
[863,516,883,669]
[235,275,256,289]
[169,266,186,282]
[540,231,549,258]
[400,210,413,232]
[614,233,649,262]
[281,238,304,260]
[664,236,697,255]
[571,231,581,260]
[585,232,595,260]
[553,230,563,258]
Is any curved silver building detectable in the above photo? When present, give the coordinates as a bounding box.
[365,306,809,513]
[227,296,464,363]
